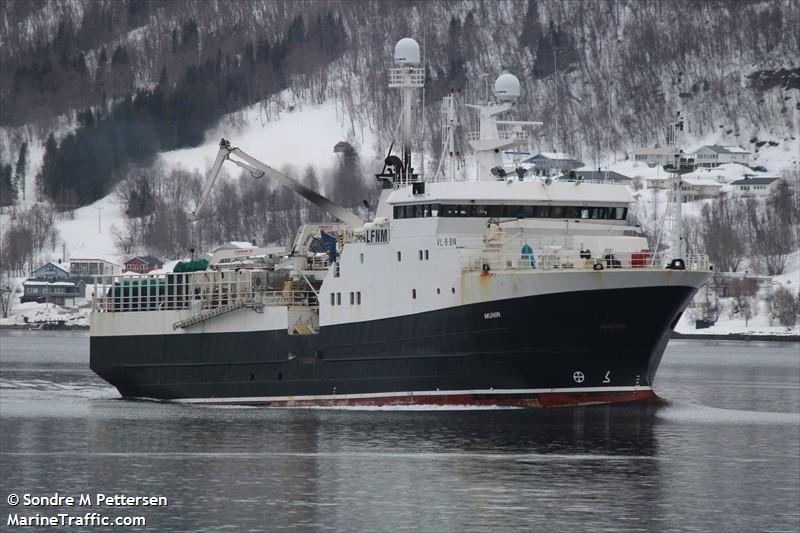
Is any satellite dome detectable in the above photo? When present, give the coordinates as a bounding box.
[494,73,521,101]
[394,38,421,65]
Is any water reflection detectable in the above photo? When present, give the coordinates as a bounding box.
[2,333,798,532]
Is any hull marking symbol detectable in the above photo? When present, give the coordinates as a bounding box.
[573,371,585,384]
[603,371,611,384]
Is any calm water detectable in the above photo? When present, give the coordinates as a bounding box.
[1,331,798,532]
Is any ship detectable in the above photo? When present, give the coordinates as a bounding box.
[89,38,711,407]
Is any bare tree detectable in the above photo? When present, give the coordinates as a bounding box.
[768,286,800,327]
[701,195,746,272]
[0,273,20,318]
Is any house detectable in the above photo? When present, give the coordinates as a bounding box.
[648,176,724,200]
[31,261,70,281]
[20,278,86,306]
[632,146,679,167]
[677,177,724,202]
[123,255,163,274]
[69,258,121,278]
[574,170,632,185]
[731,176,783,197]
[521,152,584,177]
[692,145,751,168]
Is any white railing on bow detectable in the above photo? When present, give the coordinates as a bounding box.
[461,252,710,273]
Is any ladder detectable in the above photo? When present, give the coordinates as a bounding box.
[172,300,262,330]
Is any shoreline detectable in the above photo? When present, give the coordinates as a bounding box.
[0,324,89,331]
[671,332,799,342]
[2,323,797,341]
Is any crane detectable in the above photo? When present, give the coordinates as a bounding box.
[193,138,364,228]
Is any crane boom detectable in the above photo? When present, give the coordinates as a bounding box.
[193,139,364,228]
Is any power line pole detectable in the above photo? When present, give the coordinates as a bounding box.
[95,206,104,234]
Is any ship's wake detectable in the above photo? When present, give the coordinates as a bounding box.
[0,377,117,400]
[656,400,799,426]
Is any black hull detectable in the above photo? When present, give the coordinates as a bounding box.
[90,286,695,406]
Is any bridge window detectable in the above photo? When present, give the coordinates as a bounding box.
[394,203,628,220]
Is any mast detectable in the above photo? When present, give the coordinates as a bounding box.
[666,70,693,260]
[389,38,424,187]
[466,74,542,181]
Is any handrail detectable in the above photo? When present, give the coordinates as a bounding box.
[462,252,710,273]
[90,270,318,314]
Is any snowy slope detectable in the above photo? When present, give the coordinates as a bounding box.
[160,95,379,177]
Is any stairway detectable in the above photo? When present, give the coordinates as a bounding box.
[172,300,261,330]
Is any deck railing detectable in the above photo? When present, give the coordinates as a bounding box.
[91,270,317,314]
[466,130,529,143]
[462,252,710,273]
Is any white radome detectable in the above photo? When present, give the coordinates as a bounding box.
[494,73,521,101]
[394,38,421,65]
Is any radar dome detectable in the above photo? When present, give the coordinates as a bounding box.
[494,73,521,101]
[394,38,421,65]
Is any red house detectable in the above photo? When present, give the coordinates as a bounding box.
[123,255,163,274]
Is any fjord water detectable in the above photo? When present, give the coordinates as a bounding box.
[1,331,798,532]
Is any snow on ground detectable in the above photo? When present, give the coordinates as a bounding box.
[55,194,126,263]
[675,250,800,336]
[159,93,378,178]
[0,301,90,327]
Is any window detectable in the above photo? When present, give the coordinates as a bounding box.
[419,250,423,261]
[424,250,429,260]
[397,251,402,262]
[451,287,456,294]
[357,292,361,305]
[565,206,579,219]
[336,293,341,305]
[535,205,550,218]
[412,289,416,299]
[360,253,364,264]
[350,292,354,305]
[436,288,441,294]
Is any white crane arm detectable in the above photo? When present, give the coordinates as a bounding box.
[229,147,364,228]
[192,140,232,220]
[193,139,364,228]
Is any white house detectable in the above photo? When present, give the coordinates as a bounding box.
[69,258,121,278]
[647,176,723,201]
[521,152,583,177]
[632,146,679,166]
[692,145,751,168]
[677,177,724,202]
[731,177,782,197]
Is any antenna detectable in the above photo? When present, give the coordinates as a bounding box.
[479,73,490,105]
[554,47,558,151]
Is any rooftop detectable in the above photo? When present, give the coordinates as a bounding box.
[731,177,781,186]
[699,145,751,155]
